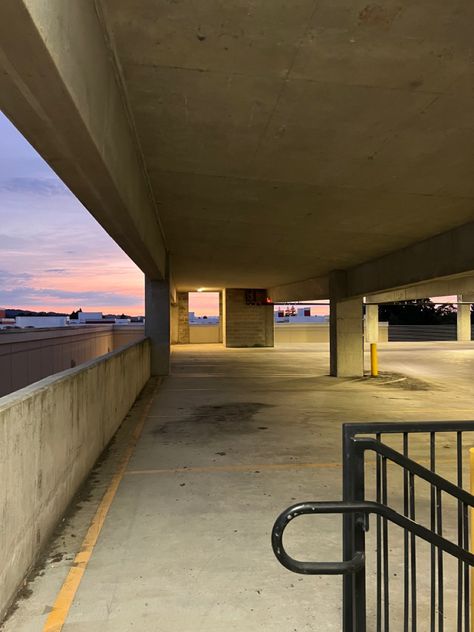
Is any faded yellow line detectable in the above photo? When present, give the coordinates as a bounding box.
[42,383,157,632]
[125,462,341,475]
[125,457,463,477]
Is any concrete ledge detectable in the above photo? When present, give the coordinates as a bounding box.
[0,338,151,621]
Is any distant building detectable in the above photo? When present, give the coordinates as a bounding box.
[114,318,131,325]
[78,311,104,323]
[274,307,328,324]
[189,311,219,325]
[15,316,69,328]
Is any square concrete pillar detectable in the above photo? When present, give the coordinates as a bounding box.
[330,272,364,377]
[177,292,190,344]
[145,276,170,376]
[365,304,379,343]
[457,294,473,341]
[224,289,274,348]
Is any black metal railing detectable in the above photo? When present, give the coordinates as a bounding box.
[272,421,474,631]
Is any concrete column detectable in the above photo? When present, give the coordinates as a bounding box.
[365,303,379,343]
[145,277,170,375]
[177,292,190,344]
[330,271,364,377]
[224,289,274,348]
[218,291,223,343]
[170,303,178,344]
[457,294,473,342]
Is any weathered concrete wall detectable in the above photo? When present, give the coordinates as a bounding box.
[0,339,150,621]
[0,326,146,398]
[224,289,274,348]
[275,323,389,343]
[189,325,221,344]
[113,325,146,349]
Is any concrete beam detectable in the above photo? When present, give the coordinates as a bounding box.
[347,221,474,299]
[269,276,329,302]
[0,0,166,279]
[367,274,474,303]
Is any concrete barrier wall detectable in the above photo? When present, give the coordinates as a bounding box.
[0,325,145,397]
[113,324,146,348]
[0,339,150,620]
[189,324,221,343]
[274,323,389,343]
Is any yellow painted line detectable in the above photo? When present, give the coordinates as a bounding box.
[42,383,158,632]
[125,461,341,475]
[125,457,463,477]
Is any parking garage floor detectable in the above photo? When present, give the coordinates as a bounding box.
[2,342,474,632]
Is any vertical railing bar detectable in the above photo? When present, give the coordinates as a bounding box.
[409,471,417,631]
[436,486,444,632]
[403,433,410,632]
[430,432,436,632]
[463,501,470,632]
[376,432,382,632]
[457,432,463,632]
[382,455,390,631]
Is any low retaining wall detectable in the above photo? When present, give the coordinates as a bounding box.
[189,324,222,343]
[274,322,389,343]
[0,325,145,397]
[0,338,151,621]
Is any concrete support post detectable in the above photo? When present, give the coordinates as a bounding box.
[330,271,364,377]
[170,302,178,344]
[365,304,379,343]
[457,294,473,342]
[145,276,170,375]
[177,292,190,344]
[224,289,274,348]
[218,291,224,343]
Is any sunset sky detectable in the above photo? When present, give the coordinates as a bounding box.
[0,113,225,316]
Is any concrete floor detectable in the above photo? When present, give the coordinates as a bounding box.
[2,342,474,632]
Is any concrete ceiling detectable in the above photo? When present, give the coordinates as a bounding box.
[102,0,474,290]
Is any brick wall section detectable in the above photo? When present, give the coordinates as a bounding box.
[224,289,274,347]
[177,292,190,343]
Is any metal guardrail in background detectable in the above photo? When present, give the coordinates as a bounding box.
[272,421,474,631]
[388,325,458,341]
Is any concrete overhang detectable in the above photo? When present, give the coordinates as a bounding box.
[0,0,167,280]
[367,273,474,303]
[2,1,474,294]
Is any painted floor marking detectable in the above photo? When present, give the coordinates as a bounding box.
[125,457,463,477]
[42,383,157,632]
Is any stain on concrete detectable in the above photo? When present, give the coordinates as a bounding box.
[152,402,274,441]
[358,4,401,27]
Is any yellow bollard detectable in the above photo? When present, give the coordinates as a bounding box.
[370,342,378,377]
[470,448,474,632]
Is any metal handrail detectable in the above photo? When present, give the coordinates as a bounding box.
[354,437,474,506]
[272,501,474,576]
[273,420,474,631]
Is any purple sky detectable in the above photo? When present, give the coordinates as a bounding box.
[0,113,146,315]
